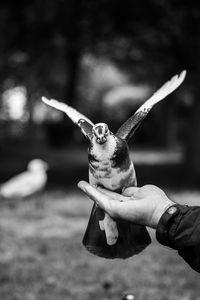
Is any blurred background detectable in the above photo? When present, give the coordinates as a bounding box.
[0,1,200,299]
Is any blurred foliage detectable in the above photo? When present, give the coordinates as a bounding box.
[0,0,200,180]
[0,0,200,93]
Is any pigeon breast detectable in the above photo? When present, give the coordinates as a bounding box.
[88,135,136,190]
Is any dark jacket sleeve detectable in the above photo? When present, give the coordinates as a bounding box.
[156,204,200,273]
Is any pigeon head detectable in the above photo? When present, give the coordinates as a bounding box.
[92,123,110,144]
[27,159,48,172]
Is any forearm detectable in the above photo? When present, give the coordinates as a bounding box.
[156,204,200,272]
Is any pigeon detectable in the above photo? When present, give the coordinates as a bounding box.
[0,159,48,199]
[42,70,186,259]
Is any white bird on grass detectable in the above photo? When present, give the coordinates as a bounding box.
[121,293,135,300]
[0,159,48,199]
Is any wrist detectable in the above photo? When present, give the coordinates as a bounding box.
[156,204,186,248]
[151,199,175,229]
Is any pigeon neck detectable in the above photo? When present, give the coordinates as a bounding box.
[91,134,117,158]
[29,167,44,173]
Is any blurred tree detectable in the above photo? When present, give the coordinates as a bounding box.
[83,0,200,180]
[0,0,200,179]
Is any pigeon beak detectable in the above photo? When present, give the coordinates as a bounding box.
[97,136,107,144]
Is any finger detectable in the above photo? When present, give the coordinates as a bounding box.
[77,181,109,209]
[122,187,140,197]
[78,181,103,200]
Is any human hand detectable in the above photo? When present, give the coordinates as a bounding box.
[77,181,175,229]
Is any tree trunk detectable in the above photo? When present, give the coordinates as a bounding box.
[65,45,81,105]
[185,87,200,185]
[64,0,83,106]
[156,98,176,148]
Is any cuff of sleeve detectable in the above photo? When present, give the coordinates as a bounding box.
[156,204,183,248]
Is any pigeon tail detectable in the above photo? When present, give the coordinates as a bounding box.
[83,204,151,259]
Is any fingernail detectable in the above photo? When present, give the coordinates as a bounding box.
[77,181,86,191]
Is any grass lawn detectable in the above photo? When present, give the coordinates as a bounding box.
[0,188,200,300]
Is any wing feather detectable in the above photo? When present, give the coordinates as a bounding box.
[42,97,94,140]
[116,70,186,141]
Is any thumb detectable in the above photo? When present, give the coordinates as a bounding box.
[122,186,140,197]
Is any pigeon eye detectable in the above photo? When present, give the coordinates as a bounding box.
[105,128,109,135]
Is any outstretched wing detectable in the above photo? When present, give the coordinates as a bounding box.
[116,70,186,141]
[42,97,94,140]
